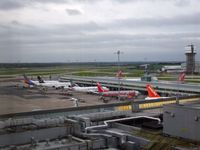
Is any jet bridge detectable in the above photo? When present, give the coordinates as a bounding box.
[60,76,200,94]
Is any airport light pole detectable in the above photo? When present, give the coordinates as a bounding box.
[115,50,123,101]
[176,75,181,105]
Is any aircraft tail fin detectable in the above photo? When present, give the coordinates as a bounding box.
[69,79,79,87]
[178,72,186,82]
[116,70,124,78]
[97,82,106,92]
[23,74,29,80]
[23,74,35,86]
[146,84,160,98]
[37,76,45,83]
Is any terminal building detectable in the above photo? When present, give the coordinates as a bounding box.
[161,65,184,73]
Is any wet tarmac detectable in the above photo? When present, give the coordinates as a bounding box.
[0,81,124,114]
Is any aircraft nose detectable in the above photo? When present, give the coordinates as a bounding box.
[136,91,140,95]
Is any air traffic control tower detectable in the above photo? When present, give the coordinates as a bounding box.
[185,44,196,74]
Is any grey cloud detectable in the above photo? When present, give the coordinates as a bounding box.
[110,12,200,29]
[0,18,199,62]
[113,0,198,9]
[57,22,103,33]
[0,31,199,62]
[113,0,137,3]
[0,0,197,11]
[33,0,101,4]
[1,31,198,62]
[0,0,25,10]
[0,0,68,10]
[66,8,82,15]
[174,0,191,7]
[1,23,199,47]
[114,0,192,5]
[1,21,103,39]
[33,0,67,3]
[113,0,157,3]
[11,20,20,25]
[0,21,104,45]
[68,0,101,3]
[0,19,199,47]
[0,0,102,10]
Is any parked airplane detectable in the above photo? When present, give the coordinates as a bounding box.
[145,84,168,100]
[145,72,186,100]
[69,84,108,94]
[23,74,71,89]
[97,82,139,99]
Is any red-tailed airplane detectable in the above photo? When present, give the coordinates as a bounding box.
[97,82,140,99]
[145,72,186,100]
[145,84,168,100]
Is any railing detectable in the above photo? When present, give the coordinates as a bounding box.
[119,95,200,111]
[0,95,199,120]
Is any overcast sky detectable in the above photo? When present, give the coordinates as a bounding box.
[0,0,199,62]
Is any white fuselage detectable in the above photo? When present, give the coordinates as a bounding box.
[32,80,71,89]
[125,78,141,81]
[145,96,168,100]
[100,90,139,98]
[71,86,108,93]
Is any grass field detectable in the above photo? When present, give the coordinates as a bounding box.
[0,64,144,77]
[0,63,199,83]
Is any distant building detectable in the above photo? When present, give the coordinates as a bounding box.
[139,64,149,69]
[161,65,184,73]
